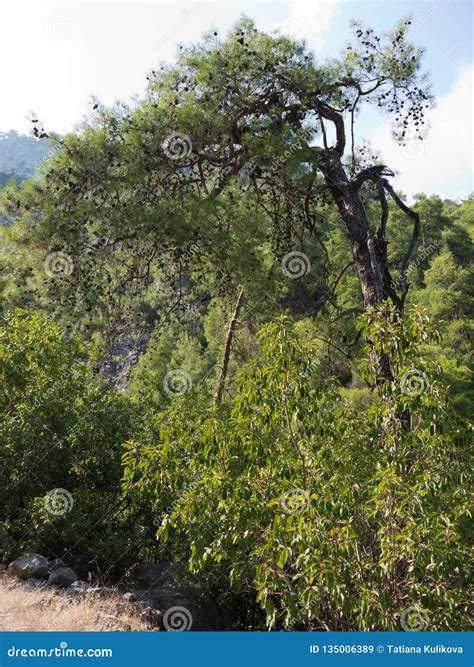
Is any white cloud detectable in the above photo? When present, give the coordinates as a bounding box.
[266,0,341,50]
[367,65,474,200]
[0,1,341,135]
[0,2,285,134]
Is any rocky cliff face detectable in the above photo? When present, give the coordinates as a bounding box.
[99,335,148,391]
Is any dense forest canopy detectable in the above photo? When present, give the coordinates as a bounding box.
[0,16,472,631]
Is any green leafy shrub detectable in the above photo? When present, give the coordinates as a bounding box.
[0,309,144,571]
[123,307,472,630]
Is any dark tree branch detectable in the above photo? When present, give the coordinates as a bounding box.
[352,165,394,190]
[366,229,384,303]
[382,180,420,279]
[313,100,346,157]
[350,92,361,172]
[214,286,245,405]
[376,180,389,243]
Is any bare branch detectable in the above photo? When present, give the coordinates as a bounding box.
[313,100,346,157]
[214,286,245,405]
[382,180,420,279]
[351,165,394,190]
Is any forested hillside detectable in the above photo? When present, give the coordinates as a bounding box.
[0,130,50,186]
[0,17,472,631]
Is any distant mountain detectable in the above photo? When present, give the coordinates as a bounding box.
[0,172,15,188]
[0,130,51,185]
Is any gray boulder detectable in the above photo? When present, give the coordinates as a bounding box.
[134,563,170,588]
[134,563,197,589]
[20,577,47,592]
[66,580,90,597]
[48,566,80,588]
[47,559,64,573]
[136,604,162,627]
[9,554,48,580]
[69,552,100,581]
[122,585,228,631]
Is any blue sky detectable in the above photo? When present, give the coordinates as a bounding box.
[0,0,472,199]
[324,1,472,93]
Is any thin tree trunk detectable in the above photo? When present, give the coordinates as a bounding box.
[321,159,381,309]
[320,157,393,383]
[214,286,244,405]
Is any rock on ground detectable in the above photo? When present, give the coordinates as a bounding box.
[66,580,90,596]
[134,562,197,589]
[48,567,80,588]
[123,585,228,631]
[8,554,48,580]
[47,559,64,573]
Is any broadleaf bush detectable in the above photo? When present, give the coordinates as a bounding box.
[123,307,472,630]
